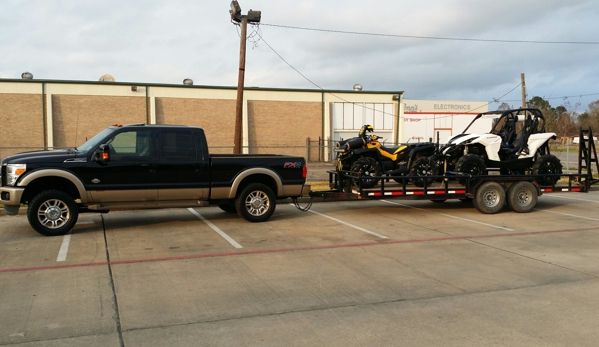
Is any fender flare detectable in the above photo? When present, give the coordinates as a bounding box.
[18,169,89,203]
[228,168,283,199]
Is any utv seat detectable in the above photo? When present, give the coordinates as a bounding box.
[501,115,532,155]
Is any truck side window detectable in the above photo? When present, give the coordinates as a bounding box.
[160,131,196,157]
[107,131,152,161]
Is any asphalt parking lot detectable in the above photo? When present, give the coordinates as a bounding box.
[1,188,599,347]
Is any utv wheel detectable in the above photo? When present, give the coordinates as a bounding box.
[350,157,381,188]
[473,182,505,214]
[235,183,276,223]
[507,181,538,213]
[218,203,237,213]
[27,190,79,236]
[456,154,486,186]
[532,154,562,186]
[409,157,438,187]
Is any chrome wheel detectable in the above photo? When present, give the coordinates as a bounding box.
[37,199,71,229]
[244,190,270,217]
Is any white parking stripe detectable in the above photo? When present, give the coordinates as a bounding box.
[534,208,599,222]
[56,233,71,262]
[187,208,243,249]
[544,195,599,204]
[381,200,515,232]
[296,205,388,239]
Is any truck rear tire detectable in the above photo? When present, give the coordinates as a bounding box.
[473,182,505,214]
[235,183,276,222]
[27,190,79,236]
[506,181,538,213]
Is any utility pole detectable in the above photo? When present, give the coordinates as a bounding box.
[521,73,526,108]
[230,1,261,154]
[233,16,247,154]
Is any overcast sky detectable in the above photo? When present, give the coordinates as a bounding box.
[2,0,599,112]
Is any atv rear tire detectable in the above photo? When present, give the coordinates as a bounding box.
[409,157,438,187]
[456,154,486,186]
[351,157,381,188]
[532,154,562,186]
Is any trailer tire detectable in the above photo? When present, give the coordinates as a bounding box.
[235,183,276,223]
[473,182,505,214]
[456,154,486,186]
[27,190,79,236]
[506,181,538,213]
[532,154,562,186]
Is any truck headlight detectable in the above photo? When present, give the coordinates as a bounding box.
[7,164,26,186]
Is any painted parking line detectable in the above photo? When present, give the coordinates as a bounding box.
[295,205,388,239]
[381,200,515,232]
[187,208,243,249]
[534,208,599,222]
[56,233,71,262]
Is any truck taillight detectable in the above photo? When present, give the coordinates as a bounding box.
[303,163,307,179]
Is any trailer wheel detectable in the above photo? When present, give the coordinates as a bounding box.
[350,157,381,188]
[27,190,79,236]
[409,157,438,187]
[473,182,505,214]
[532,154,562,186]
[456,154,486,186]
[235,183,276,222]
[506,181,538,213]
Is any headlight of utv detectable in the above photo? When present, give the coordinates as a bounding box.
[7,164,26,186]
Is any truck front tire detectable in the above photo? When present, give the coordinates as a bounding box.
[27,190,79,236]
[235,183,276,222]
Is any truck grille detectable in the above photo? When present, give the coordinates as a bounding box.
[1,165,5,186]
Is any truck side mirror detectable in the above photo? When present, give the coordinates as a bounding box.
[93,144,111,162]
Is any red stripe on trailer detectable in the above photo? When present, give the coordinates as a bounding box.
[367,189,468,197]
[571,187,581,192]
[542,188,553,192]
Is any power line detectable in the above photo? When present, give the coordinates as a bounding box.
[262,23,599,45]
[255,30,524,124]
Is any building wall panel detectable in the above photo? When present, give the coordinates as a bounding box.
[248,101,322,159]
[155,97,236,154]
[0,93,44,159]
[52,95,146,148]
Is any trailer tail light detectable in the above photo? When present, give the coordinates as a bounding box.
[303,163,307,179]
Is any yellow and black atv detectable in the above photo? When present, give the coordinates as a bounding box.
[335,125,438,188]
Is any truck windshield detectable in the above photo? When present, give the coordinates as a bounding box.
[76,128,117,152]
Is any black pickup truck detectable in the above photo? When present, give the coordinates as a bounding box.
[1,124,309,236]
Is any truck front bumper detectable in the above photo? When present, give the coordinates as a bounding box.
[0,186,24,215]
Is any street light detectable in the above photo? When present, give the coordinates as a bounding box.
[230,1,261,154]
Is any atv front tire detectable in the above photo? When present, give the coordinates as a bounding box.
[351,157,381,188]
[456,154,486,186]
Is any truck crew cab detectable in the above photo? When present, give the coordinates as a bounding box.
[1,124,309,236]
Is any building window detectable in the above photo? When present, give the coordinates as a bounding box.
[333,103,394,131]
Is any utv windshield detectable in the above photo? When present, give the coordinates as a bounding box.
[76,127,117,152]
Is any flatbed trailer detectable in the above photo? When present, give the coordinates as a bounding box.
[308,128,598,214]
